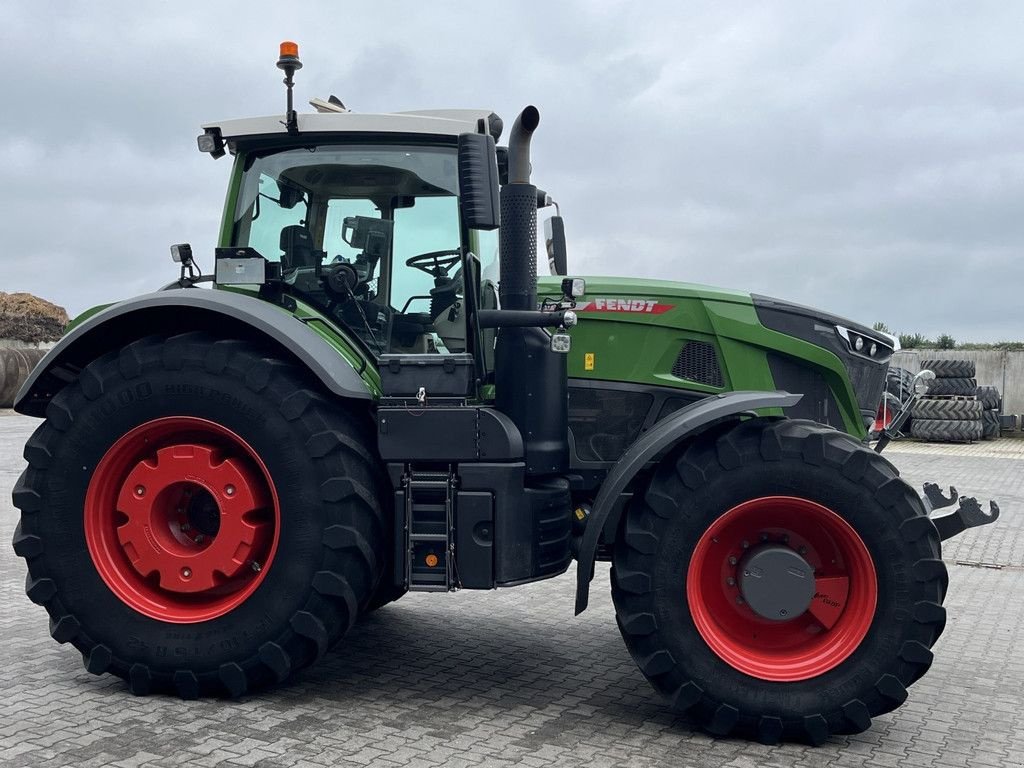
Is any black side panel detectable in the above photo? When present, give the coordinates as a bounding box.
[567,379,707,467]
[568,386,653,462]
[455,491,494,588]
[15,289,371,416]
[766,353,844,429]
[377,406,523,461]
[495,327,568,475]
[458,464,571,586]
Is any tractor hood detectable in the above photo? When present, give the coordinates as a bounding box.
[538,274,893,434]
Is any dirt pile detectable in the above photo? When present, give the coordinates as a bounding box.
[0,292,69,343]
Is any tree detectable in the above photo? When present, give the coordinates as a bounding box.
[899,333,930,349]
[872,321,891,334]
[935,334,956,350]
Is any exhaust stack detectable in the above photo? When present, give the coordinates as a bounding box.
[499,106,541,312]
[495,106,569,476]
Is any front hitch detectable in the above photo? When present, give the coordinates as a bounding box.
[921,482,1000,541]
[874,368,937,453]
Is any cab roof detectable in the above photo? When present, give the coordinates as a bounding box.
[203,109,499,145]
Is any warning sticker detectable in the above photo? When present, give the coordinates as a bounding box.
[575,298,673,314]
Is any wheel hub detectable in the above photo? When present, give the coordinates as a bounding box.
[115,444,270,593]
[738,544,815,621]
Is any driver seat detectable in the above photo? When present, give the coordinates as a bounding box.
[280,225,317,270]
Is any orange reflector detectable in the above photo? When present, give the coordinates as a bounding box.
[425,553,439,568]
[279,41,299,58]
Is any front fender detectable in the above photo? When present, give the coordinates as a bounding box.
[573,390,802,614]
[14,288,374,416]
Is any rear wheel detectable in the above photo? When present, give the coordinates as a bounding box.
[12,333,385,697]
[611,418,946,744]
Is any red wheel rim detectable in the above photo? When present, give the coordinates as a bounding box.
[686,496,877,681]
[85,417,280,623]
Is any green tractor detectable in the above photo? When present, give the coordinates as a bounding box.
[12,44,997,744]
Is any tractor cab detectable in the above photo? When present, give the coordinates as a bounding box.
[226,142,479,356]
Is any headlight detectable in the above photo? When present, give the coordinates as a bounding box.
[835,325,892,361]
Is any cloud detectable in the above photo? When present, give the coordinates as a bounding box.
[1,1,1021,342]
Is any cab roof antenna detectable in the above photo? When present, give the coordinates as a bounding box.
[277,41,302,134]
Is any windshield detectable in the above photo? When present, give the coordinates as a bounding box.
[230,145,466,356]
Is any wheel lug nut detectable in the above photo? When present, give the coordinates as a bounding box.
[134,485,146,497]
[736,596,745,605]
[181,567,192,579]
[225,485,236,497]
[726,577,736,586]
[251,561,262,572]
[798,546,807,555]
[728,556,738,566]
[761,533,769,542]
[741,540,749,549]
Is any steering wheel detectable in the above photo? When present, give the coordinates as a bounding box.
[405,249,461,278]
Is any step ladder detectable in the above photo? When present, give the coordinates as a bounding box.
[402,468,456,591]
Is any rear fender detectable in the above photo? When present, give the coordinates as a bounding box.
[574,390,802,614]
[14,288,374,416]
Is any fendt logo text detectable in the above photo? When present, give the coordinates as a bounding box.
[576,298,674,314]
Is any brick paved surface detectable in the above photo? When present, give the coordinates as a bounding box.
[1,409,1022,767]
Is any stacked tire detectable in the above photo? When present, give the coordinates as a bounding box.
[910,359,982,442]
[976,385,1001,439]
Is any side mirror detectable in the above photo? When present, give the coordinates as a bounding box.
[544,216,568,275]
[278,182,304,210]
[457,132,500,231]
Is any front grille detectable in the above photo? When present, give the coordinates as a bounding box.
[672,341,724,388]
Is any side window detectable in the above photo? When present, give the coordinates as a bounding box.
[245,175,307,261]
[473,228,500,284]
[390,196,461,312]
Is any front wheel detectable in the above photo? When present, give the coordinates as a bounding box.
[611,418,947,744]
[13,333,386,697]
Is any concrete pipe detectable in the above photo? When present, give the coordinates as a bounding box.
[0,347,47,408]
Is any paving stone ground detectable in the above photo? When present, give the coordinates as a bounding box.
[1,410,1022,768]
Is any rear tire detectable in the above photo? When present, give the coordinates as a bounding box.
[981,410,1000,439]
[910,418,983,442]
[927,377,977,396]
[921,359,975,378]
[976,385,1000,411]
[611,418,946,744]
[910,399,983,420]
[12,333,386,697]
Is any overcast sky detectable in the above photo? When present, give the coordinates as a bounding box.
[2,2,1021,341]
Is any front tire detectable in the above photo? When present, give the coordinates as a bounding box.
[12,333,385,697]
[611,418,947,744]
